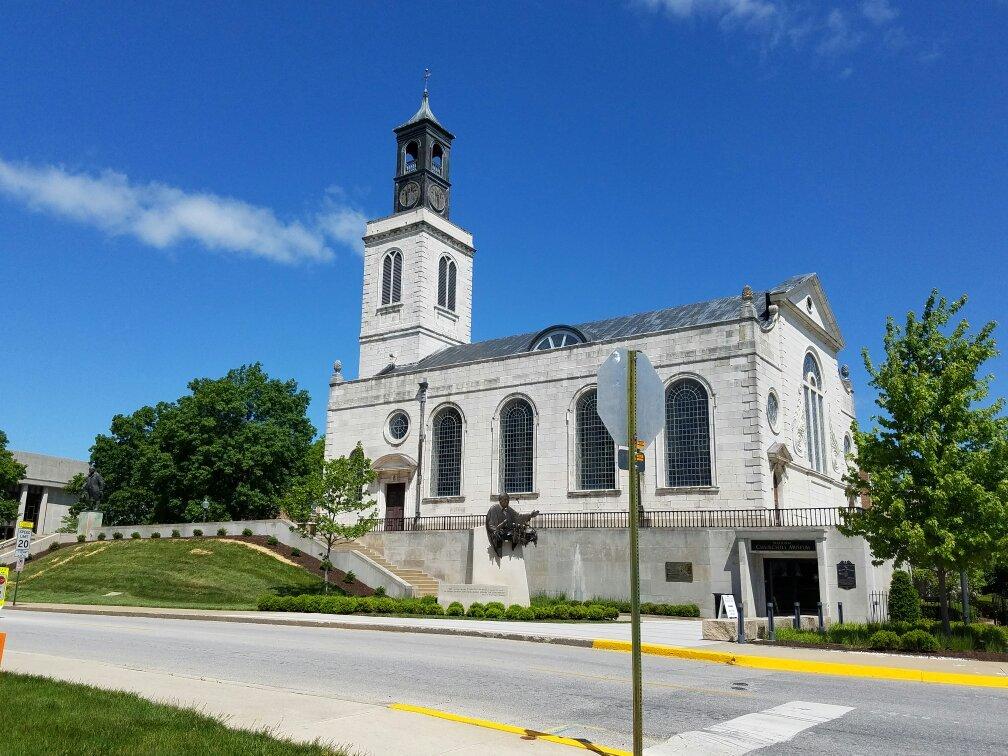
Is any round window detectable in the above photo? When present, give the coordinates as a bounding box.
[767,391,780,433]
[388,411,410,442]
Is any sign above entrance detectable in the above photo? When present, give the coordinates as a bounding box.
[751,539,816,553]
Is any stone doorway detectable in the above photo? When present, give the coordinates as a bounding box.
[764,557,820,615]
[384,482,406,531]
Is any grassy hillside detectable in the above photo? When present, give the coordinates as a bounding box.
[12,537,323,610]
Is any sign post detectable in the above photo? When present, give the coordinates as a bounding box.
[597,348,664,756]
[11,521,33,606]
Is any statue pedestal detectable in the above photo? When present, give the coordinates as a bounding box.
[468,526,530,607]
[77,511,103,540]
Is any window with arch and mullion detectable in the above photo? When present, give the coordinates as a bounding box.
[438,256,457,311]
[430,407,463,497]
[803,353,828,474]
[665,378,713,488]
[499,398,535,494]
[575,389,615,490]
[380,250,402,306]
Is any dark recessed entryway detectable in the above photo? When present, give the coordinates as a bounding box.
[764,557,820,615]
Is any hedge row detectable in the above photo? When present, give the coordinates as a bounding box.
[531,595,700,618]
[257,594,620,621]
[777,620,1008,654]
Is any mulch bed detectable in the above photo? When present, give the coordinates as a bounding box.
[224,535,375,597]
[756,638,1008,663]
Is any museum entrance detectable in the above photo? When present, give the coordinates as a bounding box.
[384,482,405,531]
[763,558,820,615]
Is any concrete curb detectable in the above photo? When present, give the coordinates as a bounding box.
[593,639,1008,689]
[7,604,596,650]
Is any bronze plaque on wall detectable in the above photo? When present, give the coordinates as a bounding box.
[665,561,693,582]
[837,560,856,590]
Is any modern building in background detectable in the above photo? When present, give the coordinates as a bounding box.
[327,93,891,620]
[3,451,88,539]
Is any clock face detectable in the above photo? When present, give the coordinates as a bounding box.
[427,184,447,213]
[398,181,420,209]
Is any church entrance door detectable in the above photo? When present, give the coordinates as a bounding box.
[385,482,405,531]
[763,558,820,615]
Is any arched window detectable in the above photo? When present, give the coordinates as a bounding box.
[403,141,418,173]
[438,256,457,311]
[576,389,615,490]
[529,326,587,351]
[431,143,444,175]
[499,398,534,494]
[381,250,402,306]
[431,407,462,497]
[665,378,712,487]
[803,353,827,473]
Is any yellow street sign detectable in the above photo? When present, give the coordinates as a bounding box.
[634,440,646,450]
[18,521,33,530]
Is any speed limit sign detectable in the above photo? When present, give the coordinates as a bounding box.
[14,521,33,560]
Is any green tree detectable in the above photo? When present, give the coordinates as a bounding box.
[0,430,27,525]
[284,443,377,591]
[887,570,922,623]
[91,363,316,526]
[57,472,88,533]
[841,291,1008,633]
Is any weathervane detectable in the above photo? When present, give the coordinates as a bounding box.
[423,68,430,94]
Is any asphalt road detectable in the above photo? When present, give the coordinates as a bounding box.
[3,610,1006,754]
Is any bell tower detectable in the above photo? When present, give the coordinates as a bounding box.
[393,81,453,218]
[357,84,474,379]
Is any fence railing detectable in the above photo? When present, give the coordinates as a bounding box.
[371,506,859,533]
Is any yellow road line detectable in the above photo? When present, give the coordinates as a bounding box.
[389,702,631,756]
[592,639,1008,689]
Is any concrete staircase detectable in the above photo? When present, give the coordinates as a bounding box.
[336,542,440,598]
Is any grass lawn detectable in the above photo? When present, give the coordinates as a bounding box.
[0,673,350,756]
[12,538,324,610]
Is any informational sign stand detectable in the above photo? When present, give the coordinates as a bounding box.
[718,594,739,620]
[11,520,33,606]
[597,348,664,756]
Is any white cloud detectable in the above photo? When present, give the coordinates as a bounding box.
[637,0,912,61]
[861,0,898,25]
[0,158,367,264]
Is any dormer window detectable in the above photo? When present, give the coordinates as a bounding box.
[529,326,587,351]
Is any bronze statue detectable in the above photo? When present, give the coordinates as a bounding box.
[82,464,105,511]
[485,494,539,558]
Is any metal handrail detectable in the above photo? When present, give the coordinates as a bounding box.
[372,506,858,533]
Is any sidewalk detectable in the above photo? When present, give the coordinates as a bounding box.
[2,649,591,756]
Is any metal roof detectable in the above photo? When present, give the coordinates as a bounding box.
[396,91,448,133]
[383,274,818,376]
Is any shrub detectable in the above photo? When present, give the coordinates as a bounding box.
[372,585,385,597]
[193,529,203,537]
[171,529,181,538]
[425,602,445,616]
[586,605,607,621]
[468,606,485,618]
[266,536,279,546]
[343,570,356,584]
[242,528,254,537]
[532,605,556,620]
[517,607,536,621]
[291,547,302,557]
[77,534,86,542]
[900,629,939,653]
[216,528,227,537]
[485,602,505,613]
[568,605,588,620]
[504,604,526,620]
[552,603,571,620]
[150,532,161,539]
[867,630,902,651]
[483,605,504,619]
[131,532,141,539]
[467,602,485,615]
[888,570,921,623]
[49,542,61,551]
[112,532,123,540]
[446,602,465,617]
[97,532,106,541]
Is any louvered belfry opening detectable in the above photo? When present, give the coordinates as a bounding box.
[438,255,456,311]
[381,250,402,306]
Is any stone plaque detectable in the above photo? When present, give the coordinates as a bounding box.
[438,583,510,609]
[751,539,816,553]
[665,561,693,583]
[837,560,856,590]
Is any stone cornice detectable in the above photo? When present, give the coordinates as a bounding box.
[364,214,475,257]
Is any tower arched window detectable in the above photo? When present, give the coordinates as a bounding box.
[431,407,463,497]
[576,389,615,490]
[438,256,457,311]
[381,250,402,306]
[431,143,444,175]
[665,378,713,487]
[403,141,419,173]
[499,398,535,494]
[803,353,827,473]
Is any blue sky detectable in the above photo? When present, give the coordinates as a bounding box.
[2,1,1006,460]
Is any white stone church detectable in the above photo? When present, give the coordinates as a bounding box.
[325,92,891,620]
